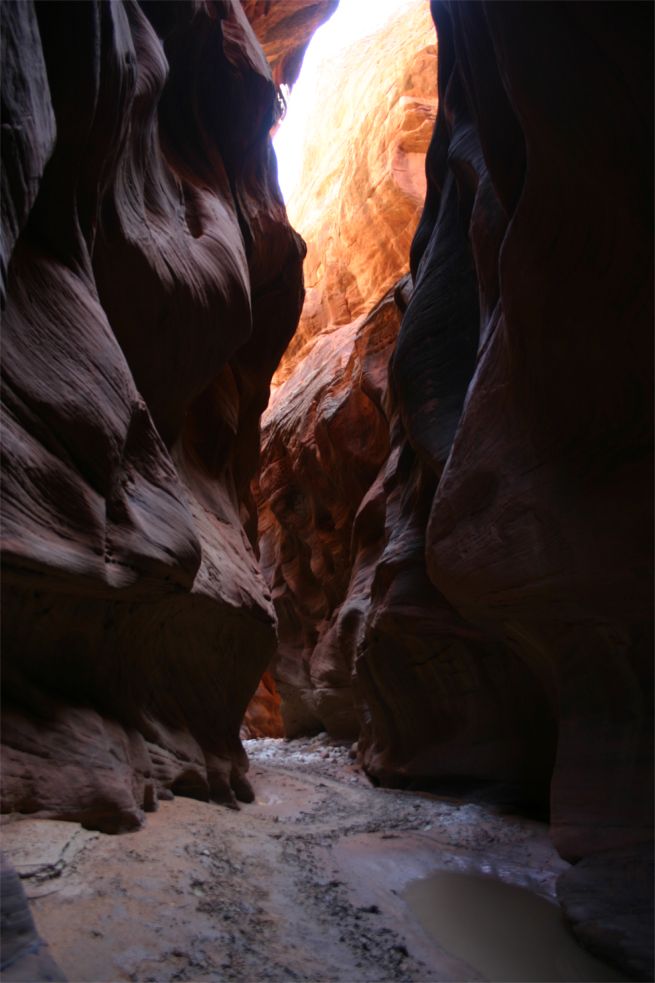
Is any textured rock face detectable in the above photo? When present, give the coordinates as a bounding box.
[259,4,653,969]
[277,0,437,379]
[243,0,339,87]
[0,856,66,982]
[0,0,336,830]
[257,0,437,735]
[258,286,403,737]
[405,6,653,970]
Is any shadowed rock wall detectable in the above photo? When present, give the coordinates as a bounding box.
[412,0,653,861]
[258,2,653,973]
[0,0,333,831]
[410,5,653,972]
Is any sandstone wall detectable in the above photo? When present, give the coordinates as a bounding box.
[0,0,332,831]
[258,4,653,972]
[257,0,438,736]
[277,0,437,378]
[410,0,653,862]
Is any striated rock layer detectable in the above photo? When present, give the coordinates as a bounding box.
[258,284,404,737]
[276,0,437,379]
[0,0,334,831]
[259,2,653,975]
[257,0,437,736]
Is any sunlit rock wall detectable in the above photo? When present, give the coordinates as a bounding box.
[241,671,285,739]
[276,0,437,379]
[257,0,437,736]
[258,285,403,736]
[0,0,333,831]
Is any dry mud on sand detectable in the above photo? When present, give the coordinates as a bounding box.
[1,737,625,983]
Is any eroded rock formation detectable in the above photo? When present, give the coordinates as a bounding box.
[257,1,438,737]
[412,0,653,857]
[243,0,338,87]
[241,671,284,739]
[277,0,437,376]
[259,2,653,975]
[0,0,333,831]
[2,0,652,972]
[258,283,404,737]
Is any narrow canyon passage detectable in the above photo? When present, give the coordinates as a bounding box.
[1,0,652,982]
[2,737,623,983]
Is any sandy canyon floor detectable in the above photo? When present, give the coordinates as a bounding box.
[1,737,625,983]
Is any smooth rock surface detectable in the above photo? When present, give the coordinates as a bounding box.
[557,844,654,982]
[0,0,330,829]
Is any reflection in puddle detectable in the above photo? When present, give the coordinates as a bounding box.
[403,871,626,982]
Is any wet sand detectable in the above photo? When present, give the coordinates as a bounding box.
[1,736,626,982]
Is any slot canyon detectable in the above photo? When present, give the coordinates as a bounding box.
[0,0,652,981]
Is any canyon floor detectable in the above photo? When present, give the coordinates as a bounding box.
[1,737,625,983]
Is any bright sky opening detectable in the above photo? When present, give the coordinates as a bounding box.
[273,0,416,205]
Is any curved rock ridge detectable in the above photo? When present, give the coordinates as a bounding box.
[275,0,437,381]
[0,0,333,831]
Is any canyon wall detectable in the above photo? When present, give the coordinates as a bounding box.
[0,0,334,831]
[412,0,653,863]
[257,0,438,736]
[259,2,653,974]
[414,5,653,972]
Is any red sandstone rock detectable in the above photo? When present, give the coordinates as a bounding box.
[414,0,653,860]
[257,1,437,737]
[258,4,652,974]
[0,0,329,828]
[243,0,339,87]
[241,672,285,739]
[277,1,437,379]
[404,8,653,970]
[258,287,402,737]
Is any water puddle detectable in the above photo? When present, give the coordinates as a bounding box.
[403,871,626,982]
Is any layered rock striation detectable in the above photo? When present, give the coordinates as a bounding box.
[258,284,404,737]
[257,0,437,736]
[0,0,333,831]
[277,0,437,377]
